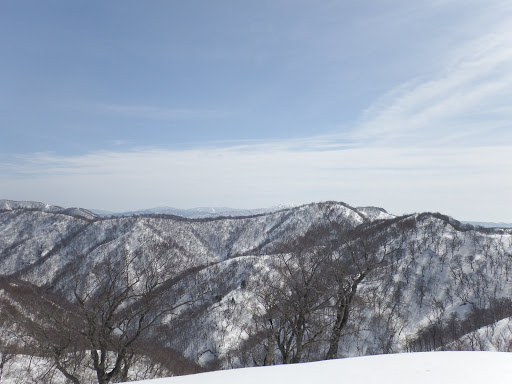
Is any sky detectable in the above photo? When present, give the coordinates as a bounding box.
[1,0,512,221]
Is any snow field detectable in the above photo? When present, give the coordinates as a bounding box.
[125,351,512,384]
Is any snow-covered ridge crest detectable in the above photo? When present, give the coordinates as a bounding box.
[0,199,367,282]
[0,199,58,211]
[356,206,395,221]
[123,352,512,384]
[0,199,98,221]
[1,198,384,222]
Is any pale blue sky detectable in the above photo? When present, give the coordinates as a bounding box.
[2,0,512,221]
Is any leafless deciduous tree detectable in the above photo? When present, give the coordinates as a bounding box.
[0,243,202,384]
[250,233,333,365]
[0,309,16,382]
[245,220,408,364]
[324,221,406,359]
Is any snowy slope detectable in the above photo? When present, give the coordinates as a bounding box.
[339,213,512,356]
[0,201,365,282]
[446,317,512,352]
[356,206,395,221]
[124,352,512,384]
[155,212,512,365]
[0,199,98,221]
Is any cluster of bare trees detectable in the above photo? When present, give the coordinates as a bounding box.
[0,243,204,383]
[238,221,407,366]
[406,298,512,352]
[1,219,408,382]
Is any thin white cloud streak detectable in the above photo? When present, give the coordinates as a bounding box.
[2,144,512,221]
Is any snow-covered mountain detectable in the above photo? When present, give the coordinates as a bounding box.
[1,199,512,383]
[0,199,98,221]
[0,200,366,282]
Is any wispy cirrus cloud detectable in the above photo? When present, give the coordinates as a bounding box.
[351,17,512,148]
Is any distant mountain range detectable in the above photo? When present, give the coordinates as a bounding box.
[462,221,512,228]
[89,204,512,228]
[89,204,300,219]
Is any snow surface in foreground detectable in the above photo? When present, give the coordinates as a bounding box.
[125,352,512,384]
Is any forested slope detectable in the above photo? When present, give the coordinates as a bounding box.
[0,200,511,383]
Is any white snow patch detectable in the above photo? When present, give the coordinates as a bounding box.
[124,352,512,384]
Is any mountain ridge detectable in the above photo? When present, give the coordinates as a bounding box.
[1,198,512,382]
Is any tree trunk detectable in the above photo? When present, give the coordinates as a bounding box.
[325,298,348,360]
[325,271,367,360]
[263,331,275,366]
[54,357,81,384]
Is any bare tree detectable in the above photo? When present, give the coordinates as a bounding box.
[0,310,16,382]
[1,243,201,384]
[323,220,407,359]
[248,228,334,365]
